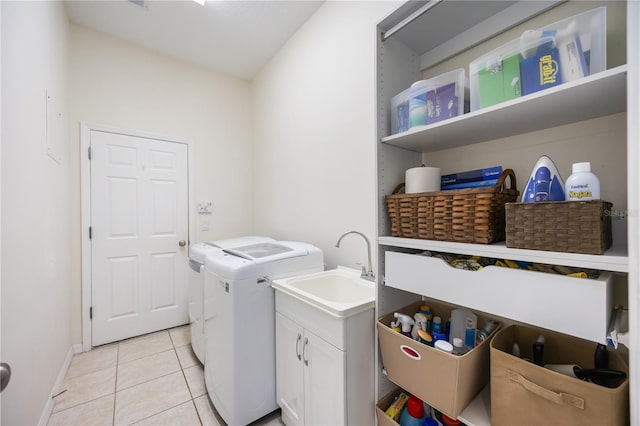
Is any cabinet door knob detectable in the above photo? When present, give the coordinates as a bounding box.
[303,337,309,366]
[296,333,302,360]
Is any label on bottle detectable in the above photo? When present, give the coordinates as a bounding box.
[464,318,476,348]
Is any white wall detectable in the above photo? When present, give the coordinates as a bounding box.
[1,2,71,424]
[252,1,400,270]
[68,24,254,343]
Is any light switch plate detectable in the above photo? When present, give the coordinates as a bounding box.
[200,219,209,231]
[197,201,213,213]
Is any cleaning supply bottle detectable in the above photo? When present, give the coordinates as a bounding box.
[399,395,428,426]
[452,338,468,356]
[431,316,446,341]
[412,313,428,340]
[394,313,415,338]
[419,305,433,332]
[565,162,600,201]
[449,309,477,349]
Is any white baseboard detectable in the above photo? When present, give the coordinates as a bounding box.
[37,344,82,425]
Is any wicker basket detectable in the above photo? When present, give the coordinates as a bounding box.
[386,169,518,244]
[505,200,613,254]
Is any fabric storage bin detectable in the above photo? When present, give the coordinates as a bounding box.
[386,169,518,243]
[505,200,613,254]
[470,7,606,111]
[377,300,500,418]
[491,324,629,425]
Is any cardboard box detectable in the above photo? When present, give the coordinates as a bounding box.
[491,324,629,426]
[475,52,522,109]
[375,388,404,426]
[377,300,499,418]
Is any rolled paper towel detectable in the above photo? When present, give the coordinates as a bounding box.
[405,166,441,193]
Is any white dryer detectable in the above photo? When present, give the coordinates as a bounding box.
[188,237,274,364]
[203,241,323,426]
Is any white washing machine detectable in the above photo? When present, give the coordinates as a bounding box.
[188,237,274,364]
[203,241,323,426]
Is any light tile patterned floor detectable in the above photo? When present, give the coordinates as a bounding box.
[47,326,284,426]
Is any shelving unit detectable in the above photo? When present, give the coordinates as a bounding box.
[381,65,627,153]
[379,237,628,273]
[374,1,637,425]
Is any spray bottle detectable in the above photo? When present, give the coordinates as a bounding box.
[411,313,428,340]
[394,313,415,338]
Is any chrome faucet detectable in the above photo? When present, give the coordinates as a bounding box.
[335,231,375,281]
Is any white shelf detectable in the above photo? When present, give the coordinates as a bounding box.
[379,236,628,273]
[458,384,491,426]
[385,252,614,344]
[381,66,627,153]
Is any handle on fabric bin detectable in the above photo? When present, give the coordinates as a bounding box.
[391,182,406,195]
[507,370,585,409]
[496,169,517,193]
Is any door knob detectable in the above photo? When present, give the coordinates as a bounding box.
[178,240,187,247]
[1,362,11,392]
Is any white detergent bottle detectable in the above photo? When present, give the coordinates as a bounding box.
[565,162,600,201]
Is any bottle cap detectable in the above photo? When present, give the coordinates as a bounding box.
[406,395,425,418]
[572,162,591,173]
[435,340,453,353]
[417,329,432,343]
[442,414,461,426]
[433,316,441,324]
[453,337,463,348]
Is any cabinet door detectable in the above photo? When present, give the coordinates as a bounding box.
[303,329,346,426]
[276,312,305,426]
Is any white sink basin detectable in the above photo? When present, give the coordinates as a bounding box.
[272,267,375,317]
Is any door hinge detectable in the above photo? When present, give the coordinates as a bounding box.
[89,226,92,239]
[88,146,92,160]
[89,306,93,320]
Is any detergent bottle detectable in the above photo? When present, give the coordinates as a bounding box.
[399,395,429,426]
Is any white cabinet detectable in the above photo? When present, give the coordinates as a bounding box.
[274,288,375,426]
[375,0,638,424]
[276,312,346,426]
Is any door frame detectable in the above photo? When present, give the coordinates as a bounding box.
[80,122,194,351]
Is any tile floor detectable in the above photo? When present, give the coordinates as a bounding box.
[47,325,284,426]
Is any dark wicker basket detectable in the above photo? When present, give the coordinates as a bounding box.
[386,169,518,244]
[505,200,613,254]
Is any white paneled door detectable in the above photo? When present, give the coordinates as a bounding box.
[90,130,189,346]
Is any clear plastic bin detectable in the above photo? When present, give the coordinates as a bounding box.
[390,68,466,135]
[470,7,606,111]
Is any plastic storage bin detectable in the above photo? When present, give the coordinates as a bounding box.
[391,69,466,134]
[470,7,606,111]
[491,324,629,426]
[377,299,499,418]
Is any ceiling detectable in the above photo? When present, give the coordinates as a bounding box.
[64,0,325,80]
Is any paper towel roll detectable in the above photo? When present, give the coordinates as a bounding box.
[405,167,441,193]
